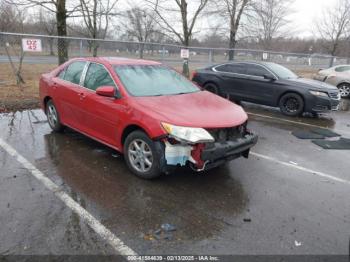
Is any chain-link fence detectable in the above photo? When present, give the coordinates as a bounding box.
[1,31,349,71]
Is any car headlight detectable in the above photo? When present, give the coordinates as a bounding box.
[309,90,329,97]
[161,122,214,143]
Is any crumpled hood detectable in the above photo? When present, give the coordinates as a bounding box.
[131,91,248,128]
[287,78,338,91]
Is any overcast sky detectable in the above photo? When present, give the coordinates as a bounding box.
[65,0,341,40]
[288,0,338,37]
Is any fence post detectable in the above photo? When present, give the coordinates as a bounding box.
[208,49,213,65]
[79,40,83,57]
[161,45,165,62]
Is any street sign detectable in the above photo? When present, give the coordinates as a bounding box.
[262,52,268,60]
[181,49,189,59]
[22,38,42,52]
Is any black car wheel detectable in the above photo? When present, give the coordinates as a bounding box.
[204,82,219,95]
[203,82,230,99]
[46,100,65,132]
[124,130,163,179]
[337,83,350,98]
[279,93,304,116]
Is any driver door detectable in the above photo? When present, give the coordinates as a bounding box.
[80,62,121,147]
[244,64,279,106]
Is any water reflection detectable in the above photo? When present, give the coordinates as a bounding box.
[339,99,350,112]
[40,130,248,241]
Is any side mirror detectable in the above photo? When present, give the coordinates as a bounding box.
[263,74,276,81]
[96,86,120,98]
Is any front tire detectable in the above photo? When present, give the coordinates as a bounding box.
[279,93,304,116]
[337,83,350,98]
[46,100,64,132]
[124,130,163,179]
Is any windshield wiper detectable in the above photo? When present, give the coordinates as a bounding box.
[174,90,199,95]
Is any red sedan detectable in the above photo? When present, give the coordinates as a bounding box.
[39,57,258,179]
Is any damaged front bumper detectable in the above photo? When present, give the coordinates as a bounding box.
[162,132,258,172]
[200,132,258,170]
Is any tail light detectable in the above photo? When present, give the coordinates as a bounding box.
[326,75,336,81]
[191,71,198,80]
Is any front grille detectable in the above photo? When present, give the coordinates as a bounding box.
[207,125,246,143]
[329,91,340,99]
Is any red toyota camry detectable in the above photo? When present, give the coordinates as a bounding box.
[39,57,258,179]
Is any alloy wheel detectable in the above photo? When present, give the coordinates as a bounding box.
[47,104,58,128]
[338,84,350,98]
[128,139,153,173]
[284,98,299,113]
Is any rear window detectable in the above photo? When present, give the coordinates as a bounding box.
[114,65,199,97]
[215,64,246,74]
[335,66,350,72]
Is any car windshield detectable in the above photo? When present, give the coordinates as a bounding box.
[114,65,200,97]
[266,63,298,79]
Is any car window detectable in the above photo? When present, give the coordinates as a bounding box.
[84,63,115,91]
[215,64,246,74]
[335,66,350,72]
[64,61,86,85]
[265,63,297,79]
[246,64,270,77]
[58,69,66,79]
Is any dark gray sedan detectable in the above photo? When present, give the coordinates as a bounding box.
[192,62,341,116]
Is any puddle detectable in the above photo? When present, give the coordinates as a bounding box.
[339,99,350,111]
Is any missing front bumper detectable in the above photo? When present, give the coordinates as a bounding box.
[200,133,258,170]
[163,132,258,171]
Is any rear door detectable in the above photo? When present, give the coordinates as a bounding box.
[213,63,250,100]
[52,61,87,130]
[244,64,279,105]
[80,62,120,146]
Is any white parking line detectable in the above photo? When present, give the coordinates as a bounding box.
[251,152,350,185]
[0,138,138,257]
[248,112,350,136]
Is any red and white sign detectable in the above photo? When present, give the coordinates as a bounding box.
[22,38,42,52]
[180,49,189,59]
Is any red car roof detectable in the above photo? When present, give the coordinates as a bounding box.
[79,57,162,66]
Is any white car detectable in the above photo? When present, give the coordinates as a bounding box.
[314,65,350,98]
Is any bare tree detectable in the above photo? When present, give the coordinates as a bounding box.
[201,25,228,48]
[248,0,294,50]
[122,7,158,58]
[78,0,118,57]
[36,10,57,55]
[0,2,26,85]
[147,0,209,76]
[315,0,350,59]
[210,0,250,60]
[0,1,25,32]
[7,0,81,64]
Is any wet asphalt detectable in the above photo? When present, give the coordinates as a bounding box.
[0,100,349,256]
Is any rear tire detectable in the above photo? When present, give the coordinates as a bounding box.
[124,130,163,179]
[279,93,304,116]
[203,82,229,99]
[46,100,65,132]
[204,82,219,95]
[337,83,350,98]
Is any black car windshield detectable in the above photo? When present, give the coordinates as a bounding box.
[266,63,298,79]
[114,65,200,97]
